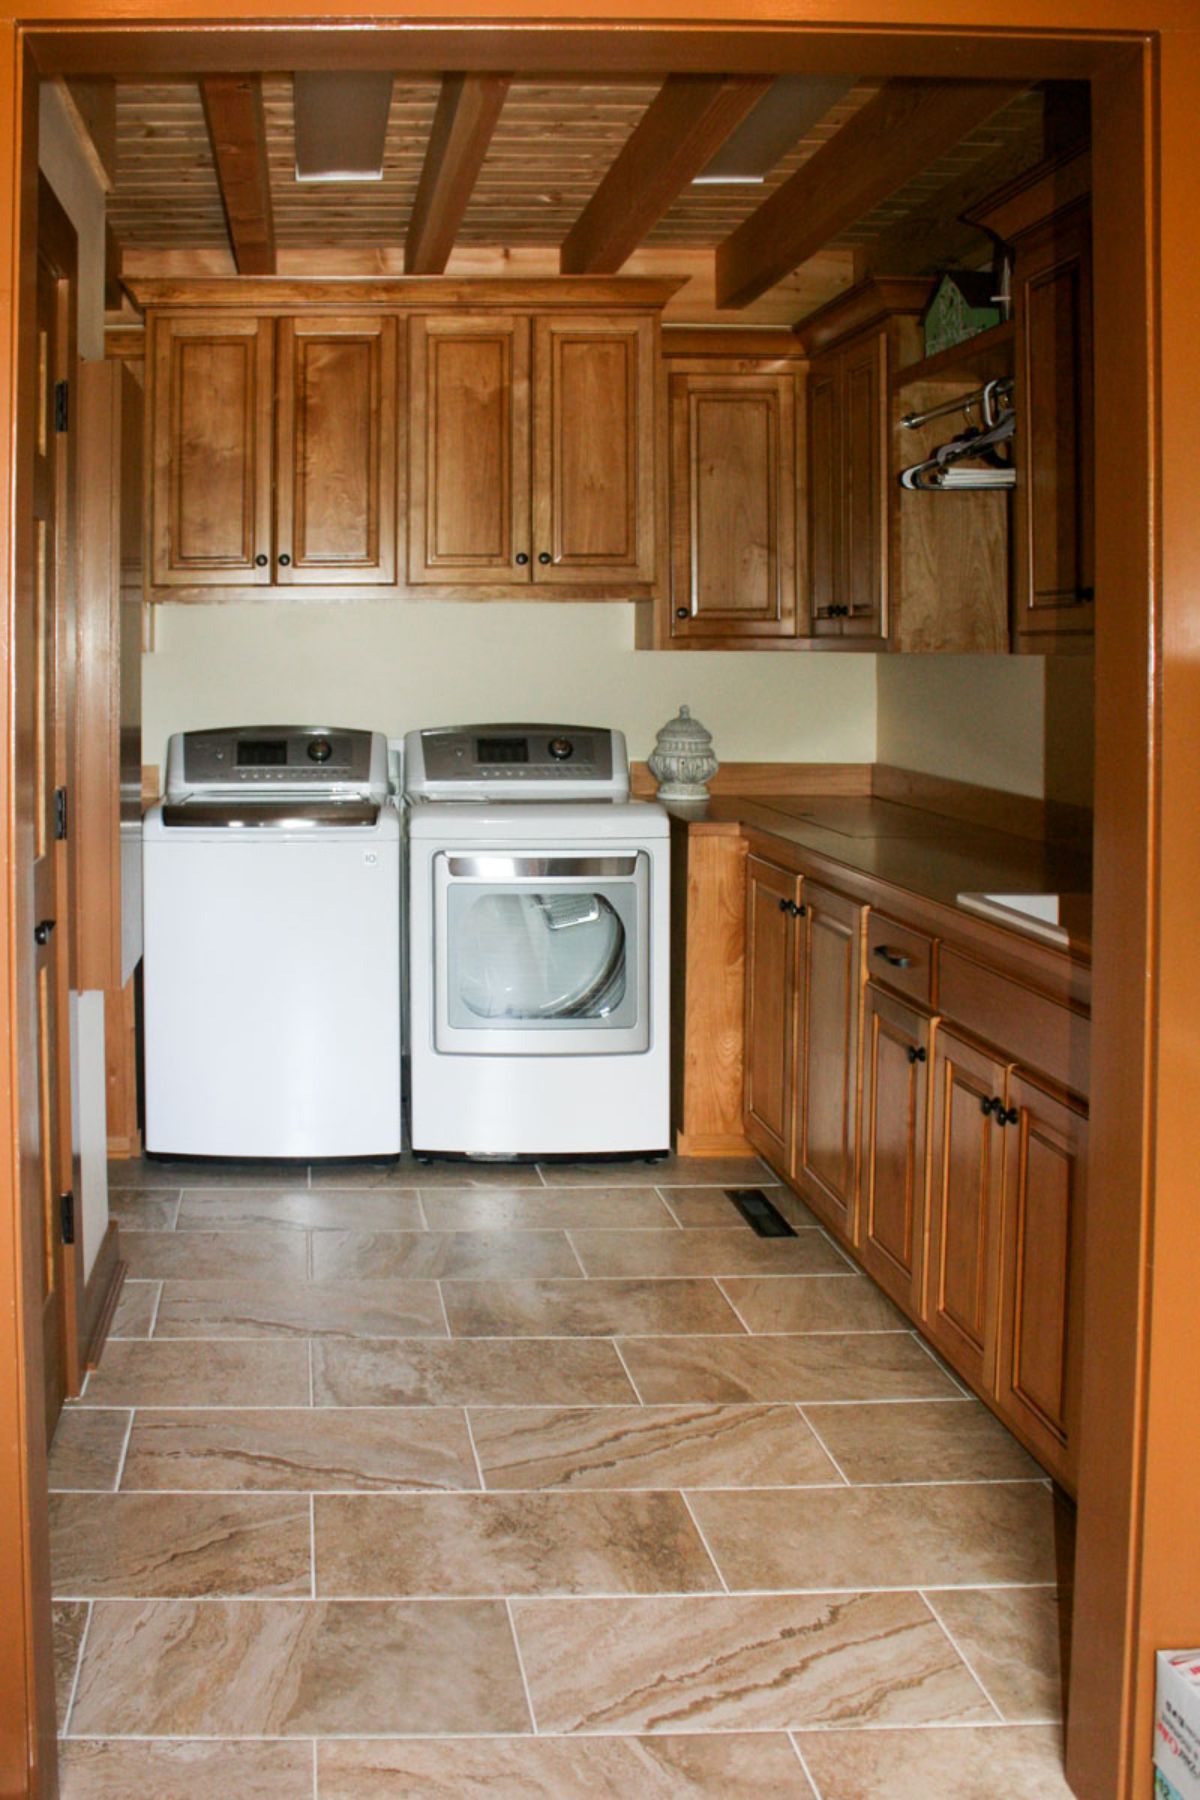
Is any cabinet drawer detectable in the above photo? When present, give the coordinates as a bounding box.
[867,913,934,1007]
[938,947,1089,1095]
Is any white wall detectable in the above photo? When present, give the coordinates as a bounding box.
[142,601,880,776]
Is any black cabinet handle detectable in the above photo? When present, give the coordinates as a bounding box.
[278,553,291,567]
[906,1044,927,1065]
[515,552,529,566]
[777,897,789,913]
[980,1095,997,1116]
[538,552,552,565]
[874,945,913,969]
[34,918,55,946]
[675,607,689,620]
[254,553,268,567]
[1000,1105,1019,1126]
[791,901,807,917]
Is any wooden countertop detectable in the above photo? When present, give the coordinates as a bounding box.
[668,793,1093,961]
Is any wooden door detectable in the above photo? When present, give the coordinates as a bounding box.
[859,985,932,1312]
[743,856,800,1168]
[1013,205,1095,646]
[807,356,840,634]
[532,313,657,587]
[276,314,399,587]
[669,371,796,640]
[32,182,82,1437]
[794,879,864,1238]
[408,313,530,584]
[840,329,887,637]
[996,1072,1088,1486]
[926,1028,1007,1390]
[149,312,274,589]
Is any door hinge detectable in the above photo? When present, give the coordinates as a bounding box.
[54,786,68,841]
[60,1190,75,1246]
[54,379,68,434]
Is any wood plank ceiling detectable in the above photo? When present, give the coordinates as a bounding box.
[107,74,1048,324]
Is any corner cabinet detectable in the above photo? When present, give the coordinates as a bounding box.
[137,279,672,603]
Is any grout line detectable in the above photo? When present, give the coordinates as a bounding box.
[51,1583,1060,1604]
[909,1329,973,1397]
[311,1736,318,1800]
[609,1338,644,1404]
[789,1732,826,1798]
[713,1277,756,1335]
[111,1410,137,1492]
[170,1194,183,1231]
[504,1596,541,1733]
[57,1721,1039,1742]
[44,1486,1061,1503]
[60,1598,93,1738]
[433,1281,453,1338]
[921,1588,1008,1723]
[462,1407,488,1493]
[307,1340,315,1407]
[309,1494,317,1600]
[656,1188,686,1228]
[678,1488,730,1593]
[795,1404,853,1486]
[562,1231,589,1279]
[147,1282,165,1340]
[414,1190,431,1231]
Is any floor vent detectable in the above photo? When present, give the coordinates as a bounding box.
[725,1188,797,1237]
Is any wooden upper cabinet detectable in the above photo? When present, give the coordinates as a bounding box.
[743,855,802,1167]
[276,314,398,586]
[794,879,865,1239]
[150,313,274,588]
[808,330,888,639]
[408,314,530,584]
[1013,202,1094,648]
[533,314,656,588]
[996,1070,1087,1487]
[859,984,931,1313]
[926,1026,1006,1392]
[668,370,797,643]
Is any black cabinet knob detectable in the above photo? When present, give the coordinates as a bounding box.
[278,553,291,567]
[254,553,268,568]
[980,1095,997,1116]
[515,553,529,566]
[1001,1105,1019,1126]
[777,897,789,913]
[538,552,552,565]
[675,607,689,620]
[34,918,55,946]
[790,900,807,918]
[906,1044,927,1065]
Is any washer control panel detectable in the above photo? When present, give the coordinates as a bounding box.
[406,725,628,802]
[166,727,389,802]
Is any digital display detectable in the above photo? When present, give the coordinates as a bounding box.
[237,739,289,767]
[477,737,528,765]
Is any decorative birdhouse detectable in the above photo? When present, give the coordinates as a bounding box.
[922,270,1003,359]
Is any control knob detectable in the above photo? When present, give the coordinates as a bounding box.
[307,736,333,764]
[548,737,574,761]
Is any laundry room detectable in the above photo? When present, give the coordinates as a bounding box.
[7,19,1187,1800]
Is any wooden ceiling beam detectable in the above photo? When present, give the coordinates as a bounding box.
[53,78,116,191]
[405,72,512,275]
[714,78,1026,310]
[560,73,772,274]
[199,74,275,276]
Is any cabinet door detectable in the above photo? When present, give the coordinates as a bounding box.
[840,330,887,637]
[807,357,840,635]
[532,314,657,587]
[1014,207,1094,645]
[859,985,932,1313]
[669,372,796,641]
[795,879,864,1238]
[996,1072,1087,1487]
[926,1029,1006,1390]
[275,314,399,587]
[743,856,800,1168]
[149,313,273,588]
[408,314,531,584]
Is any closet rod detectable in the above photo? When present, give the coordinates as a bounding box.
[899,376,1013,431]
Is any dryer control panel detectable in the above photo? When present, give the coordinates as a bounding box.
[405,725,629,802]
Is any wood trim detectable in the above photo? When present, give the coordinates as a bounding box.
[560,73,771,274]
[199,75,275,276]
[871,762,1094,848]
[104,327,146,363]
[716,81,1025,310]
[104,979,140,1160]
[126,275,687,312]
[630,760,874,798]
[405,72,513,275]
[53,77,115,191]
[794,274,934,354]
[671,828,750,1155]
[663,327,808,361]
[79,1224,122,1370]
[965,145,1091,243]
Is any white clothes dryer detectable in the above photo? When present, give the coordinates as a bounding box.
[405,724,669,1158]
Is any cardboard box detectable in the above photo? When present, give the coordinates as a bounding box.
[1156,1650,1200,1800]
[1158,1769,1186,1800]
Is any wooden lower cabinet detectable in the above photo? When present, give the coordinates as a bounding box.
[793,881,865,1238]
[926,1028,1007,1393]
[996,1071,1088,1486]
[859,985,931,1312]
[743,855,801,1168]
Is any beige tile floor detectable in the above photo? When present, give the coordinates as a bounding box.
[51,1152,1074,1799]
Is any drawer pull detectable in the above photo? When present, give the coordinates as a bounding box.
[906,1044,927,1065]
[776,898,807,918]
[874,945,913,969]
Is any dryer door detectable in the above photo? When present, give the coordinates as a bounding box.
[433,851,650,1055]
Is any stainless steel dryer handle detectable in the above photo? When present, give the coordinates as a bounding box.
[444,855,639,879]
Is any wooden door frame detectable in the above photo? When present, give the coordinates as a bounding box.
[0,11,1188,1800]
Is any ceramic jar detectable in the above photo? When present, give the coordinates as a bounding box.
[647,704,719,802]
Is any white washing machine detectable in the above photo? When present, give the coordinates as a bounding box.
[143,725,402,1159]
[405,724,669,1158]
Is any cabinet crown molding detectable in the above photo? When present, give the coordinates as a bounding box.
[964,146,1090,244]
[127,275,687,314]
[795,275,934,356]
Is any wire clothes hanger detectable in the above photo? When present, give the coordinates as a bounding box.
[898,377,1016,492]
